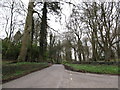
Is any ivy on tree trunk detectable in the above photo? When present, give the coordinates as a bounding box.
[39,2,47,62]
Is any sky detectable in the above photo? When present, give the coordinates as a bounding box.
[0,0,81,39]
[0,0,118,39]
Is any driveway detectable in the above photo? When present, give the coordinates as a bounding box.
[2,64,118,88]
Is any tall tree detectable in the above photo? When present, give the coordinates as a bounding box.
[48,32,56,62]
[81,2,120,61]
[39,2,47,61]
[17,1,34,62]
[39,2,61,61]
[66,8,85,62]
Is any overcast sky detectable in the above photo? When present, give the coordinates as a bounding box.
[0,0,118,39]
[0,0,81,39]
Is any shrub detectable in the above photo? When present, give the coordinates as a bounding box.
[2,40,21,60]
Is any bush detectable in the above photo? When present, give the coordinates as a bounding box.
[2,62,49,83]
[2,40,21,60]
[2,39,40,61]
[26,44,40,61]
[62,60,71,64]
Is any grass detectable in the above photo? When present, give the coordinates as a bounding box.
[2,61,50,83]
[64,63,119,75]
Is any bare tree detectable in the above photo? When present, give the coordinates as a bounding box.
[17,1,34,62]
[81,2,120,61]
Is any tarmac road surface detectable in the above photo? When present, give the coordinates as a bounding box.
[2,64,118,88]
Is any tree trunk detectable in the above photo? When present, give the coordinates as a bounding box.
[104,41,111,61]
[65,47,72,62]
[9,1,14,41]
[17,1,34,62]
[77,39,82,62]
[39,2,47,61]
[117,29,120,59]
[5,1,14,56]
[92,32,98,61]
[82,50,86,62]
[27,16,34,62]
[39,2,47,62]
[73,48,77,61]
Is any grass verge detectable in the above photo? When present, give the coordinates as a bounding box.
[64,63,119,75]
[2,62,51,83]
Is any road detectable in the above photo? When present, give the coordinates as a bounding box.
[3,64,118,88]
